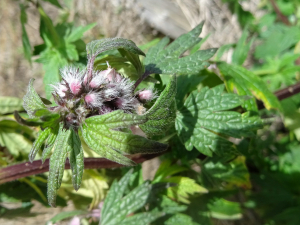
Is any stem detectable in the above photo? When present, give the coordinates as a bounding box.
[269,0,291,26]
[0,153,164,184]
[1,82,300,184]
[134,71,151,89]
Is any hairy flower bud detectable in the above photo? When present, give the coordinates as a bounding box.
[47,63,151,128]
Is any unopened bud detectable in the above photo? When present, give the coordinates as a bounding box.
[138,89,154,101]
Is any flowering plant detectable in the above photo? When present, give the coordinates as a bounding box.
[14,38,177,206]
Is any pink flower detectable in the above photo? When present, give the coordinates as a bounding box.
[138,89,155,101]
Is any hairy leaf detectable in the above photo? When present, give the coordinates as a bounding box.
[41,127,58,163]
[68,129,84,191]
[144,22,217,75]
[140,75,176,136]
[101,170,169,225]
[119,48,145,77]
[28,127,51,162]
[23,79,46,118]
[0,97,23,114]
[175,85,263,156]
[81,110,167,166]
[47,124,71,207]
[86,38,145,61]
[217,62,282,111]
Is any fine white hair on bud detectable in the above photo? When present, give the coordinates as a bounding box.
[60,67,83,95]
[89,71,107,88]
[85,92,103,108]
[48,62,157,128]
[50,83,68,98]
[138,89,156,101]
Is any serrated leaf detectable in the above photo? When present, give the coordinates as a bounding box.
[23,79,46,118]
[175,85,263,156]
[0,97,23,114]
[68,129,84,191]
[217,62,282,111]
[28,127,51,162]
[144,22,216,75]
[86,38,145,62]
[81,110,167,166]
[164,213,196,225]
[139,75,176,137]
[47,124,71,207]
[101,170,169,225]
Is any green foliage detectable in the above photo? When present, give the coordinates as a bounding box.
[143,22,217,75]
[81,110,167,166]
[176,84,262,156]
[100,170,172,225]
[3,2,300,224]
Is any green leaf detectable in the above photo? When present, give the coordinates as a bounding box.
[28,127,51,162]
[81,110,167,166]
[139,75,176,137]
[42,127,58,163]
[255,24,300,59]
[162,176,208,203]
[47,210,86,224]
[217,62,282,111]
[201,156,251,189]
[101,170,169,225]
[66,23,96,43]
[175,85,263,156]
[68,129,84,191]
[143,22,217,75]
[36,49,67,99]
[86,38,145,60]
[208,198,242,220]
[47,124,71,207]
[19,4,32,64]
[232,28,254,65]
[119,48,145,77]
[153,159,188,182]
[42,0,62,8]
[0,120,33,157]
[0,97,23,114]
[214,43,235,61]
[164,213,196,225]
[23,79,46,118]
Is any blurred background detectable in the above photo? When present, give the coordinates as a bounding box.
[1,0,300,224]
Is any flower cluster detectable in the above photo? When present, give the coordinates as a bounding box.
[49,63,156,129]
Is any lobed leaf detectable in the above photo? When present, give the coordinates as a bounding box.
[175,85,263,156]
[144,22,217,75]
[23,79,46,118]
[139,75,177,136]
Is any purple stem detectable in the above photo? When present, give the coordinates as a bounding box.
[0,153,164,184]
